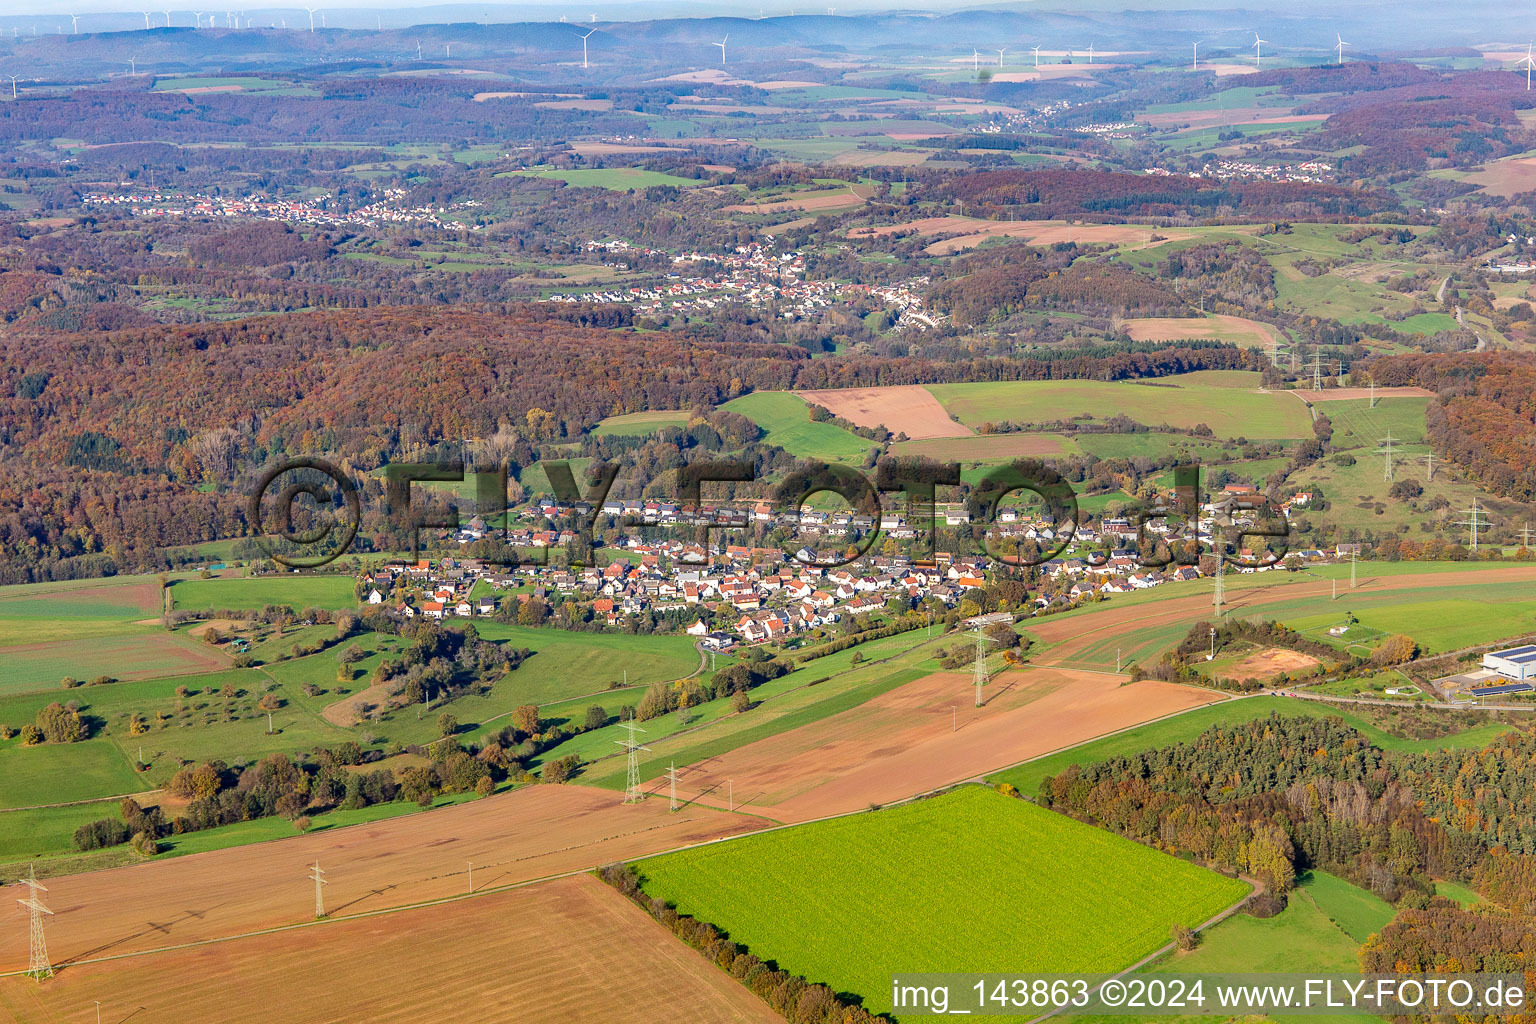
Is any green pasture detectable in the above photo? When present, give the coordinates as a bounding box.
[926,372,1311,440]
[170,576,357,613]
[591,410,691,437]
[720,391,875,463]
[637,787,1248,1020]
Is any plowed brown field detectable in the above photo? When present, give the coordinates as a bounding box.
[0,874,781,1024]
[652,668,1223,822]
[0,785,762,973]
[793,385,967,439]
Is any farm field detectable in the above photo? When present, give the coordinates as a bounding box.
[1121,313,1283,348]
[636,787,1249,1020]
[590,409,690,436]
[1284,594,1536,655]
[506,166,702,189]
[0,632,229,694]
[0,579,161,648]
[1311,395,1430,449]
[719,391,875,462]
[170,576,358,613]
[0,784,763,973]
[791,384,967,439]
[0,874,783,1024]
[466,623,701,705]
[0,739,141,810]
[1026,565,1536,672]
[926,371,1311,439]
[605,665,1224,822]
[890,432,1075,461]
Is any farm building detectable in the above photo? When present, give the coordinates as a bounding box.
[1482,645,1536,681]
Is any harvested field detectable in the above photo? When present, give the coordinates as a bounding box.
[847,217,1192,254]
[0,875,782,1024]
[651,668,1224,822]
[1297,386,1435,403]
[0,785,762,972]
[1123,314,1283,348]
[570,142,687,156]
[792,384,966,439]
[890,433,1069,460]
[534,98,614,111]
[1227,647,1321,682]
[725,186,871,214]
[1139,108,1321,131]
[1460,156,1536,197]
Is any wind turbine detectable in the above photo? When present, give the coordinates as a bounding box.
[826,6,835,13]
[416,40,422,58]
[128,56,137,74]
[1335,32,1350,65]
[1192,39,1203,71]
[163,10,171,27]
[192,11,203,29]
[6,75,18,99]
[997,45,1007,67]
[305,7,317,32]
[1522,43,1535,91]
[580,28,595,68]
[1031,44,1041,66]
[1086,42,1095,64]
[971,47,979,70]
[70,13,80,33]
[590,12,597,21]
[143,11,151,29]
[1252,31,1267,66]
[715,33,728,66]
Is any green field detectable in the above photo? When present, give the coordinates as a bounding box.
[170,575,358,612]
[0,738,142,809]
[1285,595,1536,655]
[0,633,224,695]
[720,391,876,463]
[1317,396,1429,450]
[507,167,701,189]
[636,787,1248,1019]
[470,623,700,705]
[926,372,1312,440]
[590,409,691,437]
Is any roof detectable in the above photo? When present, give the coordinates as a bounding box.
[1489,645,1536,664]
[1471,682,1533,696]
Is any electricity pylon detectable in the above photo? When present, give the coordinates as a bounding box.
[616,721,649,804]
[309,861,327,919]
[1311,353,1323,392]
[1457,501,1488,552]
[16,865,53,980]
[1212,554,1226,615]
[1376,432,1399,482]
[967,627,997,708]
[666,762,679,812]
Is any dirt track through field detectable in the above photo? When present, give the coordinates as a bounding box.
[653,668,1223,822]
[0,874,781,1024]
[793,385,967,439]
[0,785,761,973]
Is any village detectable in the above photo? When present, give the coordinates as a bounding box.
[560,239,930,320]
[79,187,477,230]
[351,480,1337,648]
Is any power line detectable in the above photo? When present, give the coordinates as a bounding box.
[666,762,679,811]
[16,865,53,980]
[309,861,327,919]
[1456,500,1489,552]
[615,721,650,804]
[1375,432,1399,482]
[966,626,998,708]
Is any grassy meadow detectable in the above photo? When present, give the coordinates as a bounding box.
[636,787,1249,1020]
